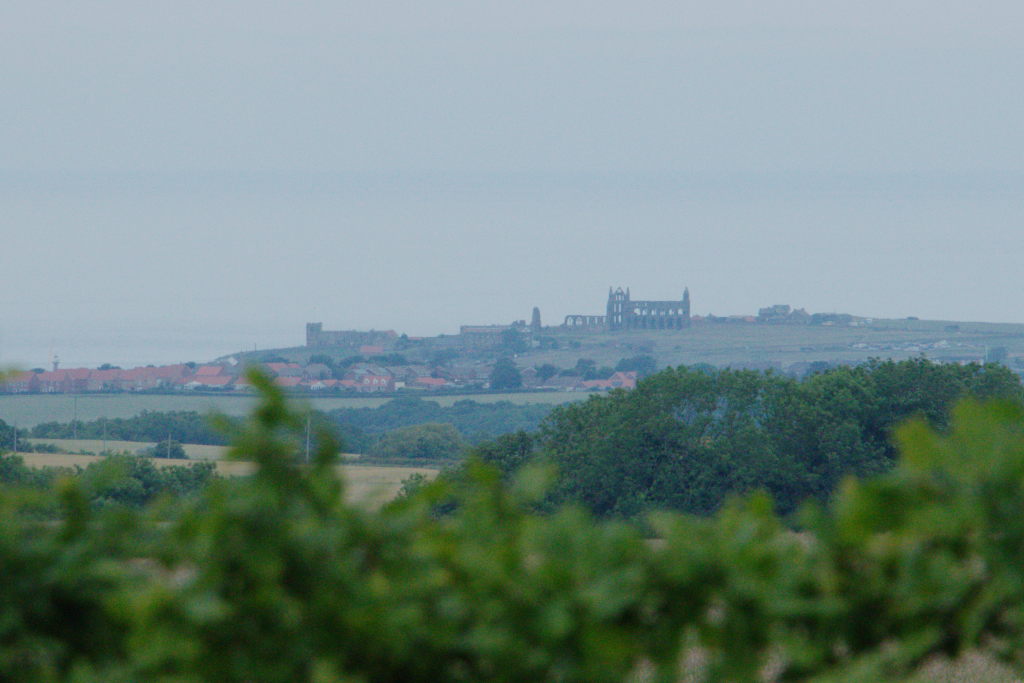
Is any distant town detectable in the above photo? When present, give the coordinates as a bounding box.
[5,286,1024,395]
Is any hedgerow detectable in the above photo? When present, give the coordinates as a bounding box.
[2,369,1024,681]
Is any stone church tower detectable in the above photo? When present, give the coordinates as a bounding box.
[530,307,542,332]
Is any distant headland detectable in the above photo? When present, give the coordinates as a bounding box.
[6,287,1024,397]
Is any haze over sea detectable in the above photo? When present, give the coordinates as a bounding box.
[4,169,1022,370]
[3,2,1022,369]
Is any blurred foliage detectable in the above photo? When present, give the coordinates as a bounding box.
[27,396,553,455]
[4,368,1024,680]
[0,453,216,511]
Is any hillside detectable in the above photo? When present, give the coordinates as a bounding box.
[225,317,1024,375]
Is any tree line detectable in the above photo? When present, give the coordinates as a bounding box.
[26,398,553,459]
[0,452,216,510]
[29,410,232,445]
[461,358,1023,518]
[3,370,1024,680]
[20,358,1022,513]
[325,396,552,449]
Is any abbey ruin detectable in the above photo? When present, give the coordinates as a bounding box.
[564,287,691,331]
[306,286,692,354]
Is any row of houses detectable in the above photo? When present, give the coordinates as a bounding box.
[164,362,466,393]
[3,365,193,394]
[528,371,638,392]
[2,360,638,395]
[0,361,455,395]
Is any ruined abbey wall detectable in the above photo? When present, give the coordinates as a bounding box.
[564,287,691,331]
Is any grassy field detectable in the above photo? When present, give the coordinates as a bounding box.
[233,317,1024,375]
[0,391,584,428]
[531,318,1024,370]
[15,451,437,508]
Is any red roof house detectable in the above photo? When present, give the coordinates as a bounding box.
[182,375,234,390]
[1,371,39,393]
[358,345,385,356]
[579,371,638,392]
[413,376,449,389]
[265,362,303,377]
[357,374,394,392]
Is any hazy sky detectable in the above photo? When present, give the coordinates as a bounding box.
[2,2,1022,366]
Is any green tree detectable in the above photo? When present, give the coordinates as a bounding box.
[465,431,538,481]
[367,353,407,365]
[76,454,215,507]
[614,354,657,378]
[534,359,1024,518]
[574,358,596,375]
[307,353,335,366]
[535,363,559,382]
[31,410,233,445]
[147,439,187,460]
[500,328,528,353]
[0,419,17,452]
[489,357,522,390]
[370,423,467,461]
[0,453,53,488]
[429,348,460,367]
[7,369,1024,680]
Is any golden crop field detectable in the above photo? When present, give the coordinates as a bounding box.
[17,451,251,475]
[27,438,363,462]
[15,451,437,508]
[339,464,438,507]
[28,438,229,460]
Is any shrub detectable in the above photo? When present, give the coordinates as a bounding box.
[3,370,1024,680]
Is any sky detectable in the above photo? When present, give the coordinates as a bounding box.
[1,1,1022,367]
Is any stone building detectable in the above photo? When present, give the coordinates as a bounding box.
[305,323,397,349]
[564,287,691,331]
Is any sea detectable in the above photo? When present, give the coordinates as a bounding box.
[3,170,1023,371]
